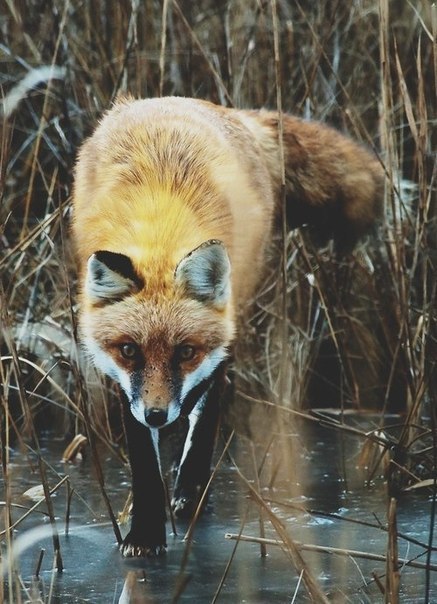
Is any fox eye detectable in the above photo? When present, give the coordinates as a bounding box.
[177,344,196,362]
[120,343,140,360]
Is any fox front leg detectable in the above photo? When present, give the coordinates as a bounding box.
[121,405,167,557]
[171,365,225,518]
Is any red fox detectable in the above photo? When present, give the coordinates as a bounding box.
[72,96,384,557]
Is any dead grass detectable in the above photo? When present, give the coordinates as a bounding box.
[0,0,436,602]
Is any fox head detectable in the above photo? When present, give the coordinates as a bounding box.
[80,240,234,429]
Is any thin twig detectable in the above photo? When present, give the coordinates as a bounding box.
[225,533,437,572]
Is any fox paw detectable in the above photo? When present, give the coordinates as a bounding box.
[171,485,207,519]
[120,531,166,558]
[171,495,196,518]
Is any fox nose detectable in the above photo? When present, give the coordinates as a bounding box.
[145,408,168,428]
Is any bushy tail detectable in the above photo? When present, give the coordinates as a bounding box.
[240,110,385,252]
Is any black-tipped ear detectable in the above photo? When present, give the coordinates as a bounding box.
[86,251,142,303]
[174,240,231,308]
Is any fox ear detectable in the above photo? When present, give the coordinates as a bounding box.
[86,251,141,303]
[175,240,231,308]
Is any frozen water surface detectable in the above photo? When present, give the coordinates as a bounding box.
[1,420,436,603]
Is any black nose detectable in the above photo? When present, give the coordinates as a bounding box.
[145,408,168,428]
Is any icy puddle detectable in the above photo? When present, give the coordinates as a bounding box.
[1,420,436,603]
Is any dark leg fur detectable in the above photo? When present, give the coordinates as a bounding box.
[121,364,227,555]
[171,365,226,518]
[120,405,167,557]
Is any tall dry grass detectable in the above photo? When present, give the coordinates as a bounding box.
[0,0,435,601]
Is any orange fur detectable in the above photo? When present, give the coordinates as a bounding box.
[237,109,384,250]
[72,96,384,389]
[73,97,275,314]
[71,96,385,557]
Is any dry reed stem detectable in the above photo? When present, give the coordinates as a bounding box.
[225,532,437,572]
[227,449,330,603]
[172,431,235,603]
[250,441,267,557]
[211,504,250,604]
[159,0,171,97]
[78,391,122,546]
[385,497,400,603]
[0,476,69,540]
[172,0,233,105]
